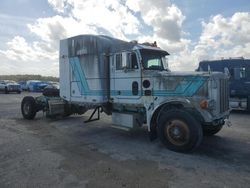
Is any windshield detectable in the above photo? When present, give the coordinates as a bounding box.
[140,49,169,71]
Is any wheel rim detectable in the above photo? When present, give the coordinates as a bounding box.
[23,103,31,115]
[165,119,190,146]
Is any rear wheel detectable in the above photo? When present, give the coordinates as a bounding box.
[21,96,37,120]
[157,109,203,152]
[203,124,223,136]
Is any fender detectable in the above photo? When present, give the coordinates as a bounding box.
[147,98,202,140]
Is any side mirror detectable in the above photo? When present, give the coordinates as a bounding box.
[121,52,128,69]
[224,67,230,78]
[121,52,132,71]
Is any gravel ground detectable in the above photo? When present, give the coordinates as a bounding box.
[0,92,250,188]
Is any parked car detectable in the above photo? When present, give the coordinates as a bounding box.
[26,80,48,92]
[0,80,21,94]
[18,80,28,91]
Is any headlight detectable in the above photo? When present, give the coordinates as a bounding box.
[199,99,208,109]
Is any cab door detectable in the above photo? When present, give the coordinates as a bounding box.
[110,51,142,104]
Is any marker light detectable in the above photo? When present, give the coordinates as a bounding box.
[200,99,208,109]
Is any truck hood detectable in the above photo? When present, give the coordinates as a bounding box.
[142,70,228,97]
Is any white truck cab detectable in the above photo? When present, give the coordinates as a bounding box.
[21,35,230,152]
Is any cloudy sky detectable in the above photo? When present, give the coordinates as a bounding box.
[0,0,249,76]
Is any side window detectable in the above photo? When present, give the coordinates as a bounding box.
[233,67,247,80]
[234,68,241,80]
[116,52,138,70]
[240,67,246,78]
[115,54,122,70]
[127,52,138,69]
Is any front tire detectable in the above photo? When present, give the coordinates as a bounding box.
[157,109,203,153]
[21,96,37,120]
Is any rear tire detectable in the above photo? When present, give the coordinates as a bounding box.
[21,96,37,120]
[203,124,223,136]
[157,109,203,153]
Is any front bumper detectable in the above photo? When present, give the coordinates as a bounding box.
[202,109,230,126]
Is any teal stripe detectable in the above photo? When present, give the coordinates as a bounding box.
[69,56,207,97]
[70,58,84,94]
[153,76,206,97]
[69,57,104,96]
[70,57,90,93]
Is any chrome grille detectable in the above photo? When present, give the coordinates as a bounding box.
[219,79,229,113]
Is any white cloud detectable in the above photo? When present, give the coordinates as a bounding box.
[169,12,250,71]
[198,13,250,58]
[48,0,67,13]
[27,15,98,45]
[0,36,58,76]
[0,36,57,61]
[33,0,185,46]
[0,51,58,76]
[67,0,140,39]
[127,0,185,41]
[1,0,250,76]
[1,0,143,76]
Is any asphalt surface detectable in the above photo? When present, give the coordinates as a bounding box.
[0,92,250,188]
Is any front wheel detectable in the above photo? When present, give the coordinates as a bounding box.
[157,109,203,153]
[21,96,37,120]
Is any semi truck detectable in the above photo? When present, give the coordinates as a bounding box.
[21,35,230,152]
[197,58,250,111]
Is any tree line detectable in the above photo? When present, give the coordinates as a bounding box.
[0,75,59,82]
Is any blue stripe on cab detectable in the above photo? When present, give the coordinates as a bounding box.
[69,57,207,97]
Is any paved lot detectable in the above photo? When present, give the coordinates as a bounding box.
[0,92,250,188]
